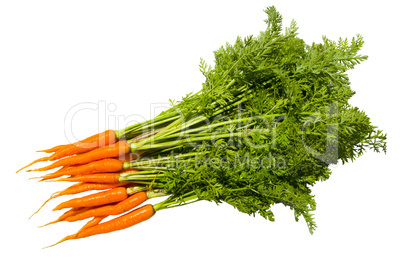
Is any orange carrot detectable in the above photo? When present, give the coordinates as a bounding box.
[51,204,154,246]
[38,159,124,180]
[31,141,130,172]
[45,173,121,183]
[77,216,107,232]
[53,187,128,211]
[32,164,80,180]
[37,130,117,153]
[64,191,148,222]
[44,169,139,183]
[37,145,63,153]
[30,182,128,219]
[17,130,117,173]
[39,207,90,227]
[115,152,142,162]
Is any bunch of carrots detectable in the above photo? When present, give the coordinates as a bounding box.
[17,6,387,247]
[18,130,174,247]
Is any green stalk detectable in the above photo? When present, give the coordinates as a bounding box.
[115,112,181,139]
[157,113,286,140]
[119,173,166,181]
[153,191,200,212]
[131,88,250,151]
[131,129,271,151]
[124,151,204,169]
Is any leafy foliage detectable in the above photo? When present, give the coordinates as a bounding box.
[124,6,386,233]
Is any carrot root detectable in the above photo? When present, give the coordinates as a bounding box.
[48,204,155,247]
[39,207,90,228]
[29,191,61,219]
[39,159,124,181]
[42,173,121,183]
[30,182,128,218]
[64,191,148,222]
[16,156,49,173]
[36,145,63,153]
[78,216,107,232]
[52,187,128,211]
[38,129,117,154]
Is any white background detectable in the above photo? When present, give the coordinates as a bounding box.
[1,0,401,267]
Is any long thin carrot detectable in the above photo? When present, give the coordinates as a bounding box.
[39,207,90,227]
[37,130,117,153]
[31,164,80,180]
[44,173,121,183]
[37,145,63,154]
[17,130,117,173]
[77,216,107,232]
[31,141,130,172]
[49,204,155,247]
[30,182,128,219]
[53,187,128,211]
[38,159,124,180]
[64,191,148,222]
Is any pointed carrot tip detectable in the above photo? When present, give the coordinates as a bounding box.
[16,166,27,173]
[43,234,76,249]
[29,196,55,219]
[29,176,43,180]
[16,157,50,173]
[38,220,56,228]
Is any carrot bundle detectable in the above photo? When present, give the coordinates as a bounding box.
[18,6,388,249]
[16,127,168,246]
[37,159,124,180]
[52,187,129,211]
